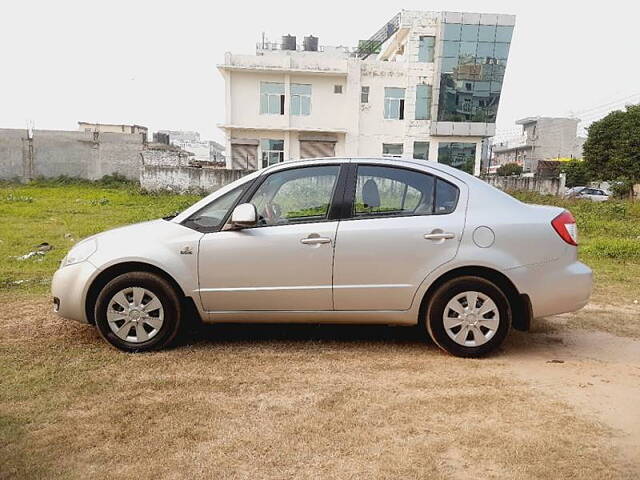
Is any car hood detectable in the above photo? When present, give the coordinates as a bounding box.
[86,219,204,269]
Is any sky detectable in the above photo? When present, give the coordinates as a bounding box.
[1,0,639,143]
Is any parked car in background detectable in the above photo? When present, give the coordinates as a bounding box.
[564,186,610,202]
[52,158,592,357]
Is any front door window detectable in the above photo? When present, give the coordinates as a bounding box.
[248,166,340,226]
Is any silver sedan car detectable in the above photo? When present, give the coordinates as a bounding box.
[52,158,592,357]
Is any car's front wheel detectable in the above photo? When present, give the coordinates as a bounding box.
[94,271,182,352]
[425,276,511,357]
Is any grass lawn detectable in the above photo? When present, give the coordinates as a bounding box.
[1,179,638,303]
[1,179,639,479]
[0,179,200,294]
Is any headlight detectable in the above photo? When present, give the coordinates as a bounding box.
[62,239,97,267]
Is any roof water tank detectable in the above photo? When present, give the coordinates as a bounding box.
[282,35,297,51]
[303,35,318,52]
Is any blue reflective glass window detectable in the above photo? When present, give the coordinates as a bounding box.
[443,23,461,41]
[476,42,494,59]
[495,25,514,43]
[474,81,490,92]
[442,40,460,57]
[494,43,510,60]
[460,24,479,41]
[418,36,435,62]
[490,81,502,93]
[459,41,477,58]
[489,64,506,81]
[260,82,285,114]
[384,87,405,119]
[413,141,430,160]
[290,83,311,116]
[415,84,432,120]
[438,142,476,174]
[441,57,458,73]
[478,25,496,42]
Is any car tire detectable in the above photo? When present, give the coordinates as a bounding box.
[425,276,511,358]
[94,271,182,352]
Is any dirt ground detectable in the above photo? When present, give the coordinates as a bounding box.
[1,297,639,479]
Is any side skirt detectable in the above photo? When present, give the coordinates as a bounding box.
[204,309,417,325]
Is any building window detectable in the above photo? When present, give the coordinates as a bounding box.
[260,82,285,115]
[334,85,343,94]
[437,21,514,123]
[438,142,476,174]
[291,83,311,116]
[413,141,430,160]
[384,87,405,120]
[418,36,435,62]
[261,139,284,168]
[361,86,370,103]
[415,84,432,120]
[382,143,403,158]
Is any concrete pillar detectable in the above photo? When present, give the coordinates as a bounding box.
[474,141,482,176]
[428,140,439,163]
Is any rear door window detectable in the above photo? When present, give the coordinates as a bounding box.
[351,165,459,218]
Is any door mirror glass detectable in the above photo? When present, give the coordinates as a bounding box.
[230,203,258,228]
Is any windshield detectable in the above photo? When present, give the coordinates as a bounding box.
[183,186,246,231]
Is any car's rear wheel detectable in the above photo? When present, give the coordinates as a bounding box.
[425,276,511,357]
[94,272,182,352]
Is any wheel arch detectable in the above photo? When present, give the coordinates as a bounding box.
[418,265,532,331]
[84,261,196,325]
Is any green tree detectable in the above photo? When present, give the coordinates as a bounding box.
[561,159,591,187]
[496,163,523,176]
[583,104,640,198]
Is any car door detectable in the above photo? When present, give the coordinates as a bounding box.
[332,163,466,311]
[197,164,344,312]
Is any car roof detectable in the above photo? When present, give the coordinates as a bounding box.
[262,156,473,178]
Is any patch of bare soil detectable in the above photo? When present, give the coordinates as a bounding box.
[503,327,640,471]
[1,297,639,479]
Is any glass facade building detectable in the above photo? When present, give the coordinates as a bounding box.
[437,21,513,123]
[438,142,477,174]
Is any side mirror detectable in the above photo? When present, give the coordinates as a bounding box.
[230,203,258,229]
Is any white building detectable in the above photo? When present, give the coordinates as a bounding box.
[156,130,226,165]
[218,10,515,174]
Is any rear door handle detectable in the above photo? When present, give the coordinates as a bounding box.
[424,232,455,241]
[300,236,332,245]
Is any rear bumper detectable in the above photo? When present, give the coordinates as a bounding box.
[51,261,97,323]
[508,261,592,319]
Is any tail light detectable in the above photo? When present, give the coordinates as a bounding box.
[551,210,578,246]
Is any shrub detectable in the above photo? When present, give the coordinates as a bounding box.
[582,238,640,260]
[561,159,592,188]
[496,163,523,176]
[610,177,635,200]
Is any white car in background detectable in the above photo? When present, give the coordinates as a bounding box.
[565,186,610,202]
[52,158,592,357]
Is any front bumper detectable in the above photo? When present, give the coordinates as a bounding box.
[508,261,593,319]
[51,260,98,323]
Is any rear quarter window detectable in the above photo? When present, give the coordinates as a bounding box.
[434,179,459,214]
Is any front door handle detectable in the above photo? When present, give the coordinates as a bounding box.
[424,232,455,241]
[300,235,332,245]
